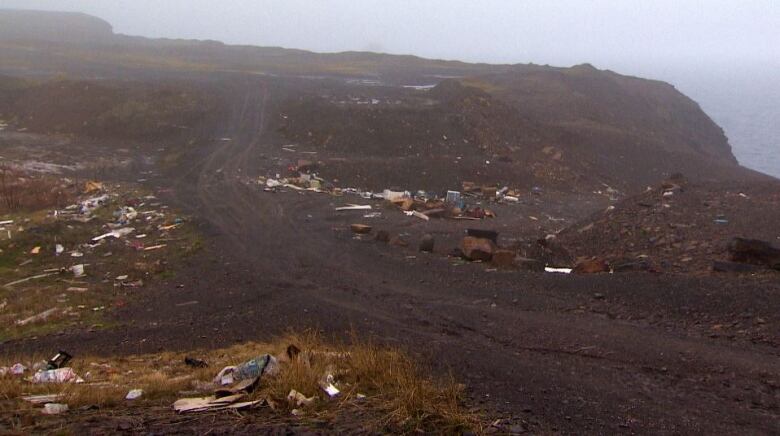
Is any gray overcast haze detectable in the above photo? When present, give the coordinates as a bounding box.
[0,0,778,175]
[0,0,776,69]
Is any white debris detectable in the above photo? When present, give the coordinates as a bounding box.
[382,190,409,202]
[335,205,372,211]
[11,363,27,375]
[126,389,144,400]
[16,308,59,326]
[323,383,340,397]
[287,390,316,407]
[404,211,430,221]
[32,368,84,384]
[41,403,69,415]
[71,264,85,278]
[92,227,134,241]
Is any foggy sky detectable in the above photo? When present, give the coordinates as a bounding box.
[0,0,777,74]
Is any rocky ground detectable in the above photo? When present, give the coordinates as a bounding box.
[556,176,780,275]
[0,15,779,433]
[1,81,778,434]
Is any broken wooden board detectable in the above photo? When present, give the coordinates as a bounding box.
[22,394,63,404]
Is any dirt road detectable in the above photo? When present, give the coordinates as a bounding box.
[7,77,779,434]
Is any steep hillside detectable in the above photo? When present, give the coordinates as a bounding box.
[0,10,753,193]
[275,68,746,192]
[0,9,113,43]
[483,64,735,162]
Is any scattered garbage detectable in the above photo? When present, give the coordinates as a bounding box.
[16,308,59,326]
[126,389,144,400]
[30,246,41,255]
[404,210,430,221]
[287,389,316,407]
[185,357,209,368]
[11,363,27,375]
[71,264,85,278]
[78,194,110,215]
[336,204,372,211]
[4,272,58,288]
[214,354,278,386]
[41,403,69,415]
[55,244,64,255]
[22,394,63,404]
[32,367,84,384]
[173,394,262,413]
[382,190,409,202]
[321,374,341,398]
[114,207,138,225]
[46,351,73,370]
[545,267,573,274]
[92,227,134,242]
[84,180,104,194]
[235,355,278,381]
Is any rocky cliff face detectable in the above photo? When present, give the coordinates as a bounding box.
[483,64,736,164]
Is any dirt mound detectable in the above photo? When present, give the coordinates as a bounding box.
[275,68,752,193]
[0,78,220,140]
[555,177,780,274]
[484,64,735,162]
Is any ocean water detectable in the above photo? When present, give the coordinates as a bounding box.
[704,95,780,179]
[729,124,780,179]
[670,67,780,179]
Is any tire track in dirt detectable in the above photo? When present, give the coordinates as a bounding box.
[170,81,780,434]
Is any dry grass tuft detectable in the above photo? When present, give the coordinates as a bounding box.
[0,165,77,213]
[0,331,479,433]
